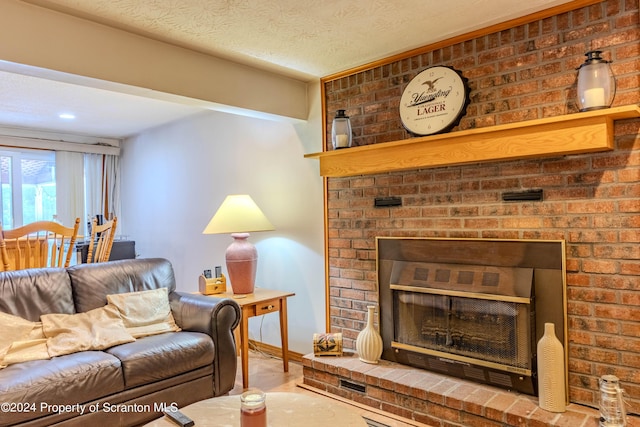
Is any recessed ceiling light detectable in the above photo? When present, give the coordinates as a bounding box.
[59,113,76,120]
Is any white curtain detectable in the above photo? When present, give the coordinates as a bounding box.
[103,154,121,227]
[84,153,103,235]
[84,153,121,236]
[55,151,84,228]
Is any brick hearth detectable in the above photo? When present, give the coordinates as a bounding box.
[303,352,640,427]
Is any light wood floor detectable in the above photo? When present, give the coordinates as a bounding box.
[229,350,427,427]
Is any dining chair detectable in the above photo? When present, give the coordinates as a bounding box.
[0,218,81,270]
[86,217,117,263]
[0,228,10,271]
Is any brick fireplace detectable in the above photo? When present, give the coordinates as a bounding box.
[305,0,640,424]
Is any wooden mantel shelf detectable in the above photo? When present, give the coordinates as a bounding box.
[305,105,640,177]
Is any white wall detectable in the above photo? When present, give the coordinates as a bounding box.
[119,90,325,354]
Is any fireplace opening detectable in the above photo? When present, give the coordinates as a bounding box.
[378,238,566,396]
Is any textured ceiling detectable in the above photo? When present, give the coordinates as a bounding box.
[24,0,575,79]
[1,0,575,139]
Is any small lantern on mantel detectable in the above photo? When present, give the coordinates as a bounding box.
[576,50,616,111]
[331,109,352,149]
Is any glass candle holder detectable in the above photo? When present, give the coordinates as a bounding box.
[240,388,266,427]
[331,109,352,149]
[576,50,615,111]
[599,375,626,427]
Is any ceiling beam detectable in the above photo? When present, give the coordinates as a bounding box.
[0,0,308,121]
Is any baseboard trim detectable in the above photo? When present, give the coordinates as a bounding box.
[248,339,304,363]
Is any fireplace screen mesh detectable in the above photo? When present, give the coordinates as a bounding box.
[394,291,532,370]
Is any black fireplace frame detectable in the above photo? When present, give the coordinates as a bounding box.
[377,237,567,396]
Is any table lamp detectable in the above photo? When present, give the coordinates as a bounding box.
[202,195,274,294]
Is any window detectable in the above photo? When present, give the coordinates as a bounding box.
[0,149,56,228]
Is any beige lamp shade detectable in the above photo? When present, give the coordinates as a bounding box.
[203,195,274,235]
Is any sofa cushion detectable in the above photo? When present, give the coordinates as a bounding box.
[0,351,124,425]
[106,331,214,388]
[0,268,74,321]
[107,287,181,338]
[68,258,177,313]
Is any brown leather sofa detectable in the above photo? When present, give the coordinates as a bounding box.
[0,258,241,427]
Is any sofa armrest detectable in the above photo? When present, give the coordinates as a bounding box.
[169,292,241,396]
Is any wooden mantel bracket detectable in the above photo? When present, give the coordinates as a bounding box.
[304,105,640,178]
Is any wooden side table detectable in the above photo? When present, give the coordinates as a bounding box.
[201,288,295,388]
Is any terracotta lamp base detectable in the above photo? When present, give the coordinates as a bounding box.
[225,233,257,294]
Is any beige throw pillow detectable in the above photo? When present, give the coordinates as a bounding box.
[42,305,136,357]
[107,287,181,338]
[0,312,49,367]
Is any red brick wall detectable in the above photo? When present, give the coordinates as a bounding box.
[323,0,640,412]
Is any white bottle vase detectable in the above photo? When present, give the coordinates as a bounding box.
[537,322,566,412]
[356,305,383,364]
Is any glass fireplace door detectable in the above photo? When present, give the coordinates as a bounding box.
[392,288,533,374]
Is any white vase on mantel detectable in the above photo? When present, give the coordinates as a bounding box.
[537,322,566,413]
[356,305,383,364]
